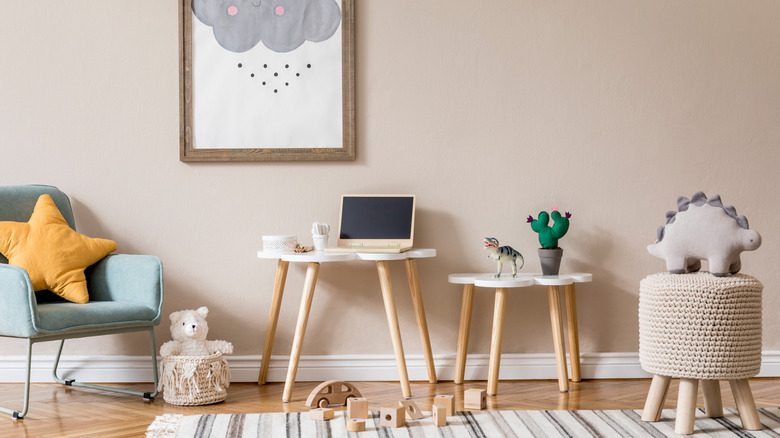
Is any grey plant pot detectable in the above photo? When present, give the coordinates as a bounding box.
[539,248,563,275]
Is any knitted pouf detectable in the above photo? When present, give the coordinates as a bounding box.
[159,352,231,406]
[639,272,763,380]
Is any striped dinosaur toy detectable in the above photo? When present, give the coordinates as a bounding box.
[483,237,524,278]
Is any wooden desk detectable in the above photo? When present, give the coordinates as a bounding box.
[448,272,592,394]
[258,249,437,401]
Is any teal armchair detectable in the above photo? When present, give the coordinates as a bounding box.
[0,185,163,419]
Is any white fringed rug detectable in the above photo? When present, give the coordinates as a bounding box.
[147,408,780,437]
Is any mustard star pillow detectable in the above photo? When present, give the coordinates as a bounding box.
[0,194,117,304]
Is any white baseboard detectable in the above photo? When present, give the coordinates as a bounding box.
[1,352,778,383]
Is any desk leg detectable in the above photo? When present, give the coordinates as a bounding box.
[282,262,320,402]
[455,283,475,385]
[547,285,569,392]
[404,258,437,384]
[563,284,581,383]
[488,288,508,396]
[376,260,412,399]
[258,259,289,385]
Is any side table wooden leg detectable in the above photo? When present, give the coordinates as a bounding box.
[641,374,671,422]
[563,284,581,382]
[675,378,698,435]
[455,283,475,385]
[282,262,320,402]
[701,380,723,418]
[547,286,569,392]
[258,259,289,385]
[487,288,508,396]
[404,258,437,383]
[730,379,762,430]
[377,261,412,399]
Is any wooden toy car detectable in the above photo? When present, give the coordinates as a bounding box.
[305,380,362,408]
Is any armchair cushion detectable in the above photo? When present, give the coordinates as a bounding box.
[0,194,116,304]
[35,301,158,333]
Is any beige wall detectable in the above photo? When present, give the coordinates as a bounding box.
[1,1,778,366]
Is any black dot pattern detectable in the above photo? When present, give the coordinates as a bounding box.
[235,61,314,95]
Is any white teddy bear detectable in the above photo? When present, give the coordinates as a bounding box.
[159,306,233,357]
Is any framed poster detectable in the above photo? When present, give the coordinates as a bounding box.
[179,0,355,161]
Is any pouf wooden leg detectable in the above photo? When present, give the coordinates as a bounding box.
[730,379,761,430]
[642,374,671,422]
[701,380,723,417]
[675,378,698,435]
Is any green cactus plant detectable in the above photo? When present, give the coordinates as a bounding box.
[527,210,571,249]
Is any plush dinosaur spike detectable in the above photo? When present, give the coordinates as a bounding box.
[677,196,691,212]
[690,191,708,206]
[707,194,723,207]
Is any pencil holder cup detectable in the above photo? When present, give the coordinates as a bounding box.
[313,234,328,251]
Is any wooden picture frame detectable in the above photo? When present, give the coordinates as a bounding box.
[179,0,355,162]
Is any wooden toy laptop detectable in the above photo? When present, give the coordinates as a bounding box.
[324,194,415,253]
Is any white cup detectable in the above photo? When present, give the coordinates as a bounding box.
[313,234,328,251]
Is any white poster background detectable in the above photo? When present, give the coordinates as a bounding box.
[191,7,343,149]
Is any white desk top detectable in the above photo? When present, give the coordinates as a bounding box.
[258,248,436,263]
[448,272,592,288]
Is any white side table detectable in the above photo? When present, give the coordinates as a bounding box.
[258,249,437,401]
[448,272,592,394]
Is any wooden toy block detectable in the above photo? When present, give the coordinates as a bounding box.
[379,406,406,428]
[433,404,447,427]
[434,395,454,416]
[346,419,366,432]
[347,397,369,419]
[309,407,334,421]
[399,399,424,420]
[464,388,486,410]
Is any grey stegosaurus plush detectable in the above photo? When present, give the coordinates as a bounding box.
[647,192,761,276]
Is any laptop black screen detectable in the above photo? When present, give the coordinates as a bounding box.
[339,196,414,239]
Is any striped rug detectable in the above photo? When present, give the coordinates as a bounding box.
[146,408,780,437]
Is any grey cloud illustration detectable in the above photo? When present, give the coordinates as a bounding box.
[192,0,342,53]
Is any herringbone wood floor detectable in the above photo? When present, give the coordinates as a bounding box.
[1,379,778,437]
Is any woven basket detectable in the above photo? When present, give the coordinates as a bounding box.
[159,352,231,406]
[639,272,762,380]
